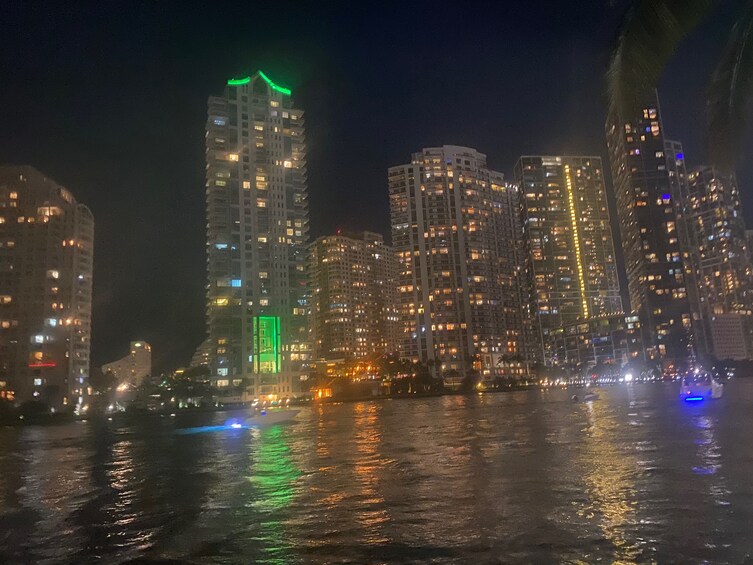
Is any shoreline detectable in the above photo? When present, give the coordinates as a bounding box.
[0,383,578,426]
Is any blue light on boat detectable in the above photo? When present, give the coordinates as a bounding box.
[230,422,243,429]
[684,396,704,402]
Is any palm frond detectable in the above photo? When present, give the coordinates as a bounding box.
[707,0,753,171]
[607,0,716,119]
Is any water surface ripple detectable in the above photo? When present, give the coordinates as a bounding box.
[1,382,753,564]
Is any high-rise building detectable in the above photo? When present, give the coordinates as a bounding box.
[102,341,152,386]
[203,70,309,400]
[606,95,697,362]
[309,231,400,360]
[0,166,94,409]
[515,156,623,364]
[683,167,753,359]
[190,338,211,368]
[389,145,528,385]
[549,314,644,371]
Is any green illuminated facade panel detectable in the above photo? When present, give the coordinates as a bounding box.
[254,316,281,374]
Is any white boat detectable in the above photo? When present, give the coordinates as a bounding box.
[242,408,300,427]
[680,372,723,401]
[177,408,300,435]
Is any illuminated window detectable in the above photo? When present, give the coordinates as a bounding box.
[231,279,242,288]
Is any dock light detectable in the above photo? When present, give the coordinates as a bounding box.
[624,373,633,382]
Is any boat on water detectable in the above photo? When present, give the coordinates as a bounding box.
[571,392,599,402]
[243,408,300,427]
[680,372,724,402]
[176,408,300,435]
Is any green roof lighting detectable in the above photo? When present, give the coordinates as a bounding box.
[258,70,292,95]
[226,71,291,95]
[227,71,292,96]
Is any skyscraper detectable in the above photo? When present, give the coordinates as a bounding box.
[606,95,697,362]
[102,341,152,386]
[0,166,94,409]
[203,70,309,400]
[389,146,527,385]
[515,156,623,363]
[309,231,400,360]
[684,167,753,359]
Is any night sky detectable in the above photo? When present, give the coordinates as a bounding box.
[0,1,748,373]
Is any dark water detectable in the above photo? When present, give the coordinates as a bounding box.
[2,382,753,564]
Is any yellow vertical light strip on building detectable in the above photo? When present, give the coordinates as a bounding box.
[564,165,589,318]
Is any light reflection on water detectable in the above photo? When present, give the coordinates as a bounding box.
[579,398,641,563]
[1,382,753,563]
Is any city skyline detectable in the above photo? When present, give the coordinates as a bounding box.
[0,2,747,373]
[3,5,753,563]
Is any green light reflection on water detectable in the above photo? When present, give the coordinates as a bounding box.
[247,425,301,564]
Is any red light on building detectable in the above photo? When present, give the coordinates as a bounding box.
[28,362,56,368]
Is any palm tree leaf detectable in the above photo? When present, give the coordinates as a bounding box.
[607,0,717,119]
[707,0,753,171]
